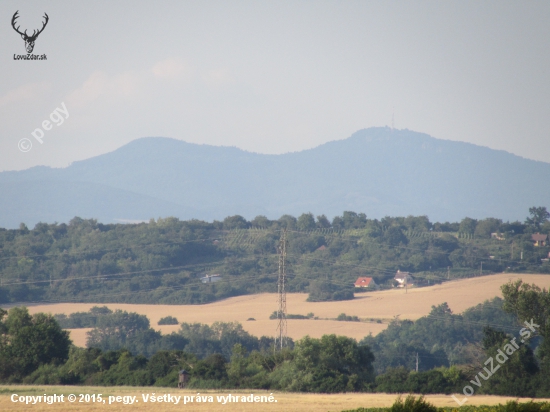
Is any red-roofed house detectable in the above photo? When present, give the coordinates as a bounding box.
[532,234,548,247]
[354,277,377,289]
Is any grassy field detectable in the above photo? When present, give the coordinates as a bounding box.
[1,386,548,412]
[16,273,550,346]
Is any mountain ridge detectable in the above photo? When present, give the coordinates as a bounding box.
[1,127,548,228]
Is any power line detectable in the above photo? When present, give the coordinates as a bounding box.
[4,271,279,306]
[0,230,259,262]
[287,228,534,267]
[0,253,277,288]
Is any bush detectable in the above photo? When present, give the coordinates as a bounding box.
[270,311,309,320]
[336,313,360,322]
[390,395,437,412]
[342,400,550,412]
[494,401,550,412]
[158,316,179,325]
[287,314,309,319]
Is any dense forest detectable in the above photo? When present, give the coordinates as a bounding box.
[2,280,550,399]
[0,208,549,304]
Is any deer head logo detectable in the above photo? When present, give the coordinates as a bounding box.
[11,11,49,54]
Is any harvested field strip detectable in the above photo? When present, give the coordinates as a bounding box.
[1,386,549,412]
[12,273,550,346]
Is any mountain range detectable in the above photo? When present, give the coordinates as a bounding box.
[1,127,548,229]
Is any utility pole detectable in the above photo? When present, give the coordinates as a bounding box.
[415,352,419,372]
[480,261,483,276]
[511,242,514,260]
[447,266,450,280]
[521,251,523,260]
[275,229,288,351]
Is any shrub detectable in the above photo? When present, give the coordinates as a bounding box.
[336,313,360,322]
[158,316,179,325]
[497,401,550,411]
[270,311,309,320]
[389,395,437,412]
[287,314,309,319]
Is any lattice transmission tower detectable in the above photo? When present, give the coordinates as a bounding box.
[275,229,288,350]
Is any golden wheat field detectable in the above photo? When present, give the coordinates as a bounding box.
[1,386,548,412]
[15,273,550,346]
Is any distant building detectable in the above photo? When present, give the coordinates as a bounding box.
[354,277,377,289]
[200,274,222,284]
[394,270,414,288]
[316,245,327,251]
[532,234,548,247]
[491,233,505,240]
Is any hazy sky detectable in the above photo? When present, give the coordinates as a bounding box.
[1,1,549,171]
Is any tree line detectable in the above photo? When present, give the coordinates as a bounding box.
[0,208,548,305]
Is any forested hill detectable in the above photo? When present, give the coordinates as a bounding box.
[0,211,548,305]
[2,127,550,228]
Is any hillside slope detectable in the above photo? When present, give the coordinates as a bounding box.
[2,127,549,228]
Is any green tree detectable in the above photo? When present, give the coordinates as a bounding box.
[459,217,477,235]
[250,215,271,228]
[526,206,550,230]
[403,215,432,231]
[474,218,502,238]
[501,281,550,359]
[501,280,550,396]
[290,334,374,392]
[223,215,249,230]
[193,353,228,382]
[316,215,331,228]
[383,227,408,246]
[0,307,71,381]
[297,213,316,231]
[342,211,367,229]
[278,215,297,230]
[478,326,538,396]
[227,343,248,385]
[158,316,179,325]
[86,310,151,351]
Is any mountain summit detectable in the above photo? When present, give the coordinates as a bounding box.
[1,127,548,228]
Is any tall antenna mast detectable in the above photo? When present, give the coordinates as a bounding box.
[275,229,288,350]
[391,106,395,132]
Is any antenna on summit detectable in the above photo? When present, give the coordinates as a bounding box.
[391,106,395,132]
